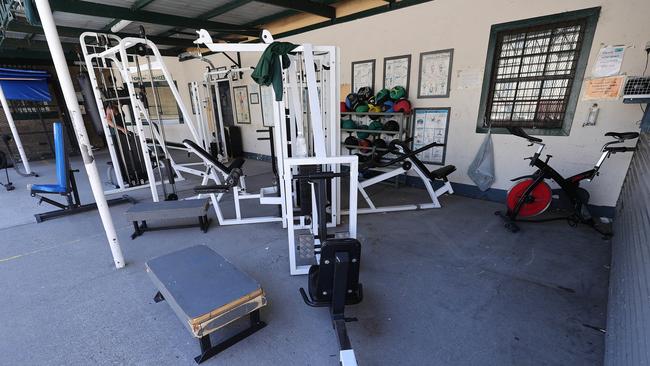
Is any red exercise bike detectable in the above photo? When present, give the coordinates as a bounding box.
[496,127,639,235]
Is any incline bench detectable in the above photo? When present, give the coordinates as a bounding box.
[125,199,211,239]
[146,245,267,363]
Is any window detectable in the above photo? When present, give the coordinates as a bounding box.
[477,8,600,135]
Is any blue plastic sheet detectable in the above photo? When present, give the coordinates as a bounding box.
[0,67,51,101]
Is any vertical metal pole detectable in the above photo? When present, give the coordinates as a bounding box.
[0,84,32,174]
[34,0,125,269]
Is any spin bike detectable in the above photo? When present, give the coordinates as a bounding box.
[496,127,638,234]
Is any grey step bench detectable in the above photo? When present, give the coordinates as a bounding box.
[125,199,211,239]
[146,245,267,364]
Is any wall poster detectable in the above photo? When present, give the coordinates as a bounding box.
[418,49,454,98]
[383,54,411,92]
[351,59,375,93]
[232,85,251,124]
[411,107,451,165]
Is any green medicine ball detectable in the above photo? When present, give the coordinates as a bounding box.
[355,103,369,113]
[389,86,407,100]
[356,124,370,139]
[375,89,390,104]
[369,120,384,131]
[341,119,357,129]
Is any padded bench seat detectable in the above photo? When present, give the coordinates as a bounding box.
[146,245,267,363]
[125,199,211,239]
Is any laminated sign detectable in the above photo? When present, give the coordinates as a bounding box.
[583,76,625,100]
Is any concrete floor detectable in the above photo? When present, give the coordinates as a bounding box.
[0,153,609,365]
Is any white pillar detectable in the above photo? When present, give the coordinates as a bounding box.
[34,0,125,269]
[0,84,32,174]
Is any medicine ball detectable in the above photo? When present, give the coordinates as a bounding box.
[356,124,370,139]
[344,135,359,149]
[390,86,407,100]
[340,101,348,112]
[369,120,384,132]
[358,138,372,153]
[393,99,412,114]
[373,138,388,156]
[355,103,369,113]
[341,119,357,129]
[368,104,382,119]
[375,89,390,104]
[384,120,400,132]
[357,87,374,102]
[383,100,394,113]
[345,93,360,110]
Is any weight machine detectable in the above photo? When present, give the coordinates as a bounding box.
[79,31,193,201]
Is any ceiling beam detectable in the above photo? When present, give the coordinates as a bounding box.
[256,0,336,19]
[49,0,260,36]
[7,23,197,47]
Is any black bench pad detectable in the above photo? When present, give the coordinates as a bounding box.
[126,199,209,221]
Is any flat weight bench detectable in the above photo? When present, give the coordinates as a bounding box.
[126,199,211,239]
[146,245,267,363]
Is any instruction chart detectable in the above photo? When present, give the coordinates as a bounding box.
[412,108,450,165]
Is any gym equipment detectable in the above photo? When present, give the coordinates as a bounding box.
[393,99,412,114]
[358,138,372,153]
[354,103,369,113]
[1,133,36,179]
[345,93,360,111]
[146,245,267,364]
[357,86,374,102]
[356,124,370,139]
[368,120,384,132]
[295,169,363,366]
[340,101,348,112]
[375,88,390,104]
[344,135,359,150]
[345,138,456,215]
[496,127,639,234]
[368,103,382,119]
[125,199,211,239]
[384,119,400,131]
[0,150,14,191]
[29,122,133,222]
[383,100,394,112]
[373,138,388,157]
[341,119,357,129]
[389,85,407,100]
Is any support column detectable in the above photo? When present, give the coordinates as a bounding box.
[0,84,32,174]
[34,0,125,269]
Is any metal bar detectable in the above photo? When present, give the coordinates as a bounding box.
[49,0,260,36]
[0,84,32,174]
[34,0,125,269]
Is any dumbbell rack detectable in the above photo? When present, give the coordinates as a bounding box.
[340,111,411,186]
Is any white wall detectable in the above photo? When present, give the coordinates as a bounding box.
[164,0,649,207]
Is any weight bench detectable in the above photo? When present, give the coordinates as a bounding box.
[30,122,133,222]
[146,245,267,364]
[125,199,211,239]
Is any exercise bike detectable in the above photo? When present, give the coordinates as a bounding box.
[496,127,639,235]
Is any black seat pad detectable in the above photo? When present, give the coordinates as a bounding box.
[430,165,456,180]
[183,139,244,174]
[605,132,639,140]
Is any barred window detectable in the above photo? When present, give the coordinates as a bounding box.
[485,21,587,129]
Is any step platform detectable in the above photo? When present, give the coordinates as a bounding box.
[125,199,211,239]
[146,245,267,364]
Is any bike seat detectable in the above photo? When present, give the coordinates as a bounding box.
[605,132,639,140]
[507,127,542,143]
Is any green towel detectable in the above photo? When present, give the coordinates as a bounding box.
[251,42,298,101]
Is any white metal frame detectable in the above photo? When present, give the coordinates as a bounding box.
[0,84,32,175]
[80,32,194,201]
[282,156,358,276]
[34,0,124,268]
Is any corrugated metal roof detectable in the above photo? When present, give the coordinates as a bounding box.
[52,12,112,29]
[212,2,287,25]
[141,0,234,19]
[119,22,176,35]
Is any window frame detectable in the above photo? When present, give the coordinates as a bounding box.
[476,7,600,136]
